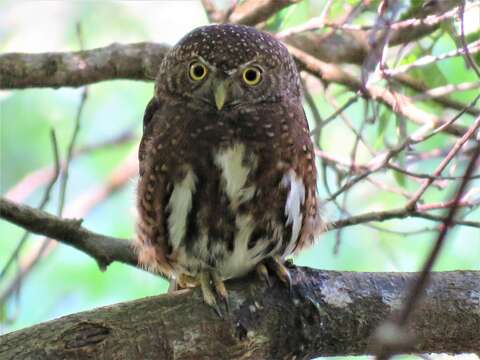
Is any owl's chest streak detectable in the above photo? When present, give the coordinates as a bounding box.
[163,142,293,279]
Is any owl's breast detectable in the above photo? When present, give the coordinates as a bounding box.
[137,101,317,280]
[160,140,305,280]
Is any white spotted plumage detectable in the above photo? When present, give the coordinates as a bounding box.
[167,168,197,251]
[282,169,306,255]
[214,143,256,209]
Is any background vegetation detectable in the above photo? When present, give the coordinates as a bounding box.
[1,2,478,358]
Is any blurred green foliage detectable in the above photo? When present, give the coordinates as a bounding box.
[0,2,478,353]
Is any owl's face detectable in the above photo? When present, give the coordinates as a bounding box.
[156,24,301,111]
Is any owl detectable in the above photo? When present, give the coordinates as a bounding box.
[134,24,322,315]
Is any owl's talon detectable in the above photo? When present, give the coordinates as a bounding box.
[199,271,228,318]
[255,263,272,287]
[266,257,293,295]
[212,273,230,314]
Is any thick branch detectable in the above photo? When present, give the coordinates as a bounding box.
[0,198,137,270]
[0,269,478,359]
[2,197,479,280]
[0,42,169,89]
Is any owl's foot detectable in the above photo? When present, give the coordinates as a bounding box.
[168,273,197,293]
[256,257,293,294]
[199,271,229,318]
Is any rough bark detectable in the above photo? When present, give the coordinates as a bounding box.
[0,42,169,89]
[0,269,479,360]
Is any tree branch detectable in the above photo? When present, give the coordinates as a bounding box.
[0,42,169,89]
[2,195,478,285]
[229,0,301,26]
[0,198,138,270]
[0,269,478,359]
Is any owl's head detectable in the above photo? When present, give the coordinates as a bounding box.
[156,24,301,111]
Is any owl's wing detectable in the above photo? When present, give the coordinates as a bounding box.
[135,97,174,276]
[296,107,324,252]
[138,97,161,177]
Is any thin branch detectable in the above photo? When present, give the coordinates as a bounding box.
[0,130,60,280]
[406,116,480,209]
[286,44,469,137]
[5,128,136,203]
[458,1,480,78]
[384,40,480,77]
[0,198,139,271]
[328,206,479,230]
[57,88,87,215]
[393,74,479,116]
[412,81,480,101]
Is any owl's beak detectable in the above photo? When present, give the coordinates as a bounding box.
[213,80,227,111]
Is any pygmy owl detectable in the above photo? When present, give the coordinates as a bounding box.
[135,24,322,315]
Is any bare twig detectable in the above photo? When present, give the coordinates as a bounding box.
[0,130,60,280]
[458,2,480,78]
[287,44,469,137]
[384,40,480,77]
[394,74,479,116]
[406,116,480,209]
[328,206,479,230]
[412,81,480,101]
[5,129,136,203]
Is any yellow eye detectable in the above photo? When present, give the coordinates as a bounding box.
[189,62,208,81]
[242,66,262,86]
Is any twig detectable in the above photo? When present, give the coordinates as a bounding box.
[412,81,480,101]
[287,44,469,137]
[328,206,479,230]
[310,95,359,135]
[406,116,480,209]
[458,2,480,78]
[393,74,479,116]
[0,130,60,280]
[384,40,480,77]
[5,129,136,203]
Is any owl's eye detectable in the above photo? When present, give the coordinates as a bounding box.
[242,67,262,86]
[189,62,208,81]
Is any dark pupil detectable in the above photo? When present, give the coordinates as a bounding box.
[245,69,258,82]
[193,65,204,78]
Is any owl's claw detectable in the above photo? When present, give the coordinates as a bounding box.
[199,271,229,318]
[265,257,293,295]
[212,272,230,314]
[255,262,272,287]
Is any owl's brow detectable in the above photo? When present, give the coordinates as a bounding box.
[192,55,218,72]
[191,55,262,76]
[235,58,263,72]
